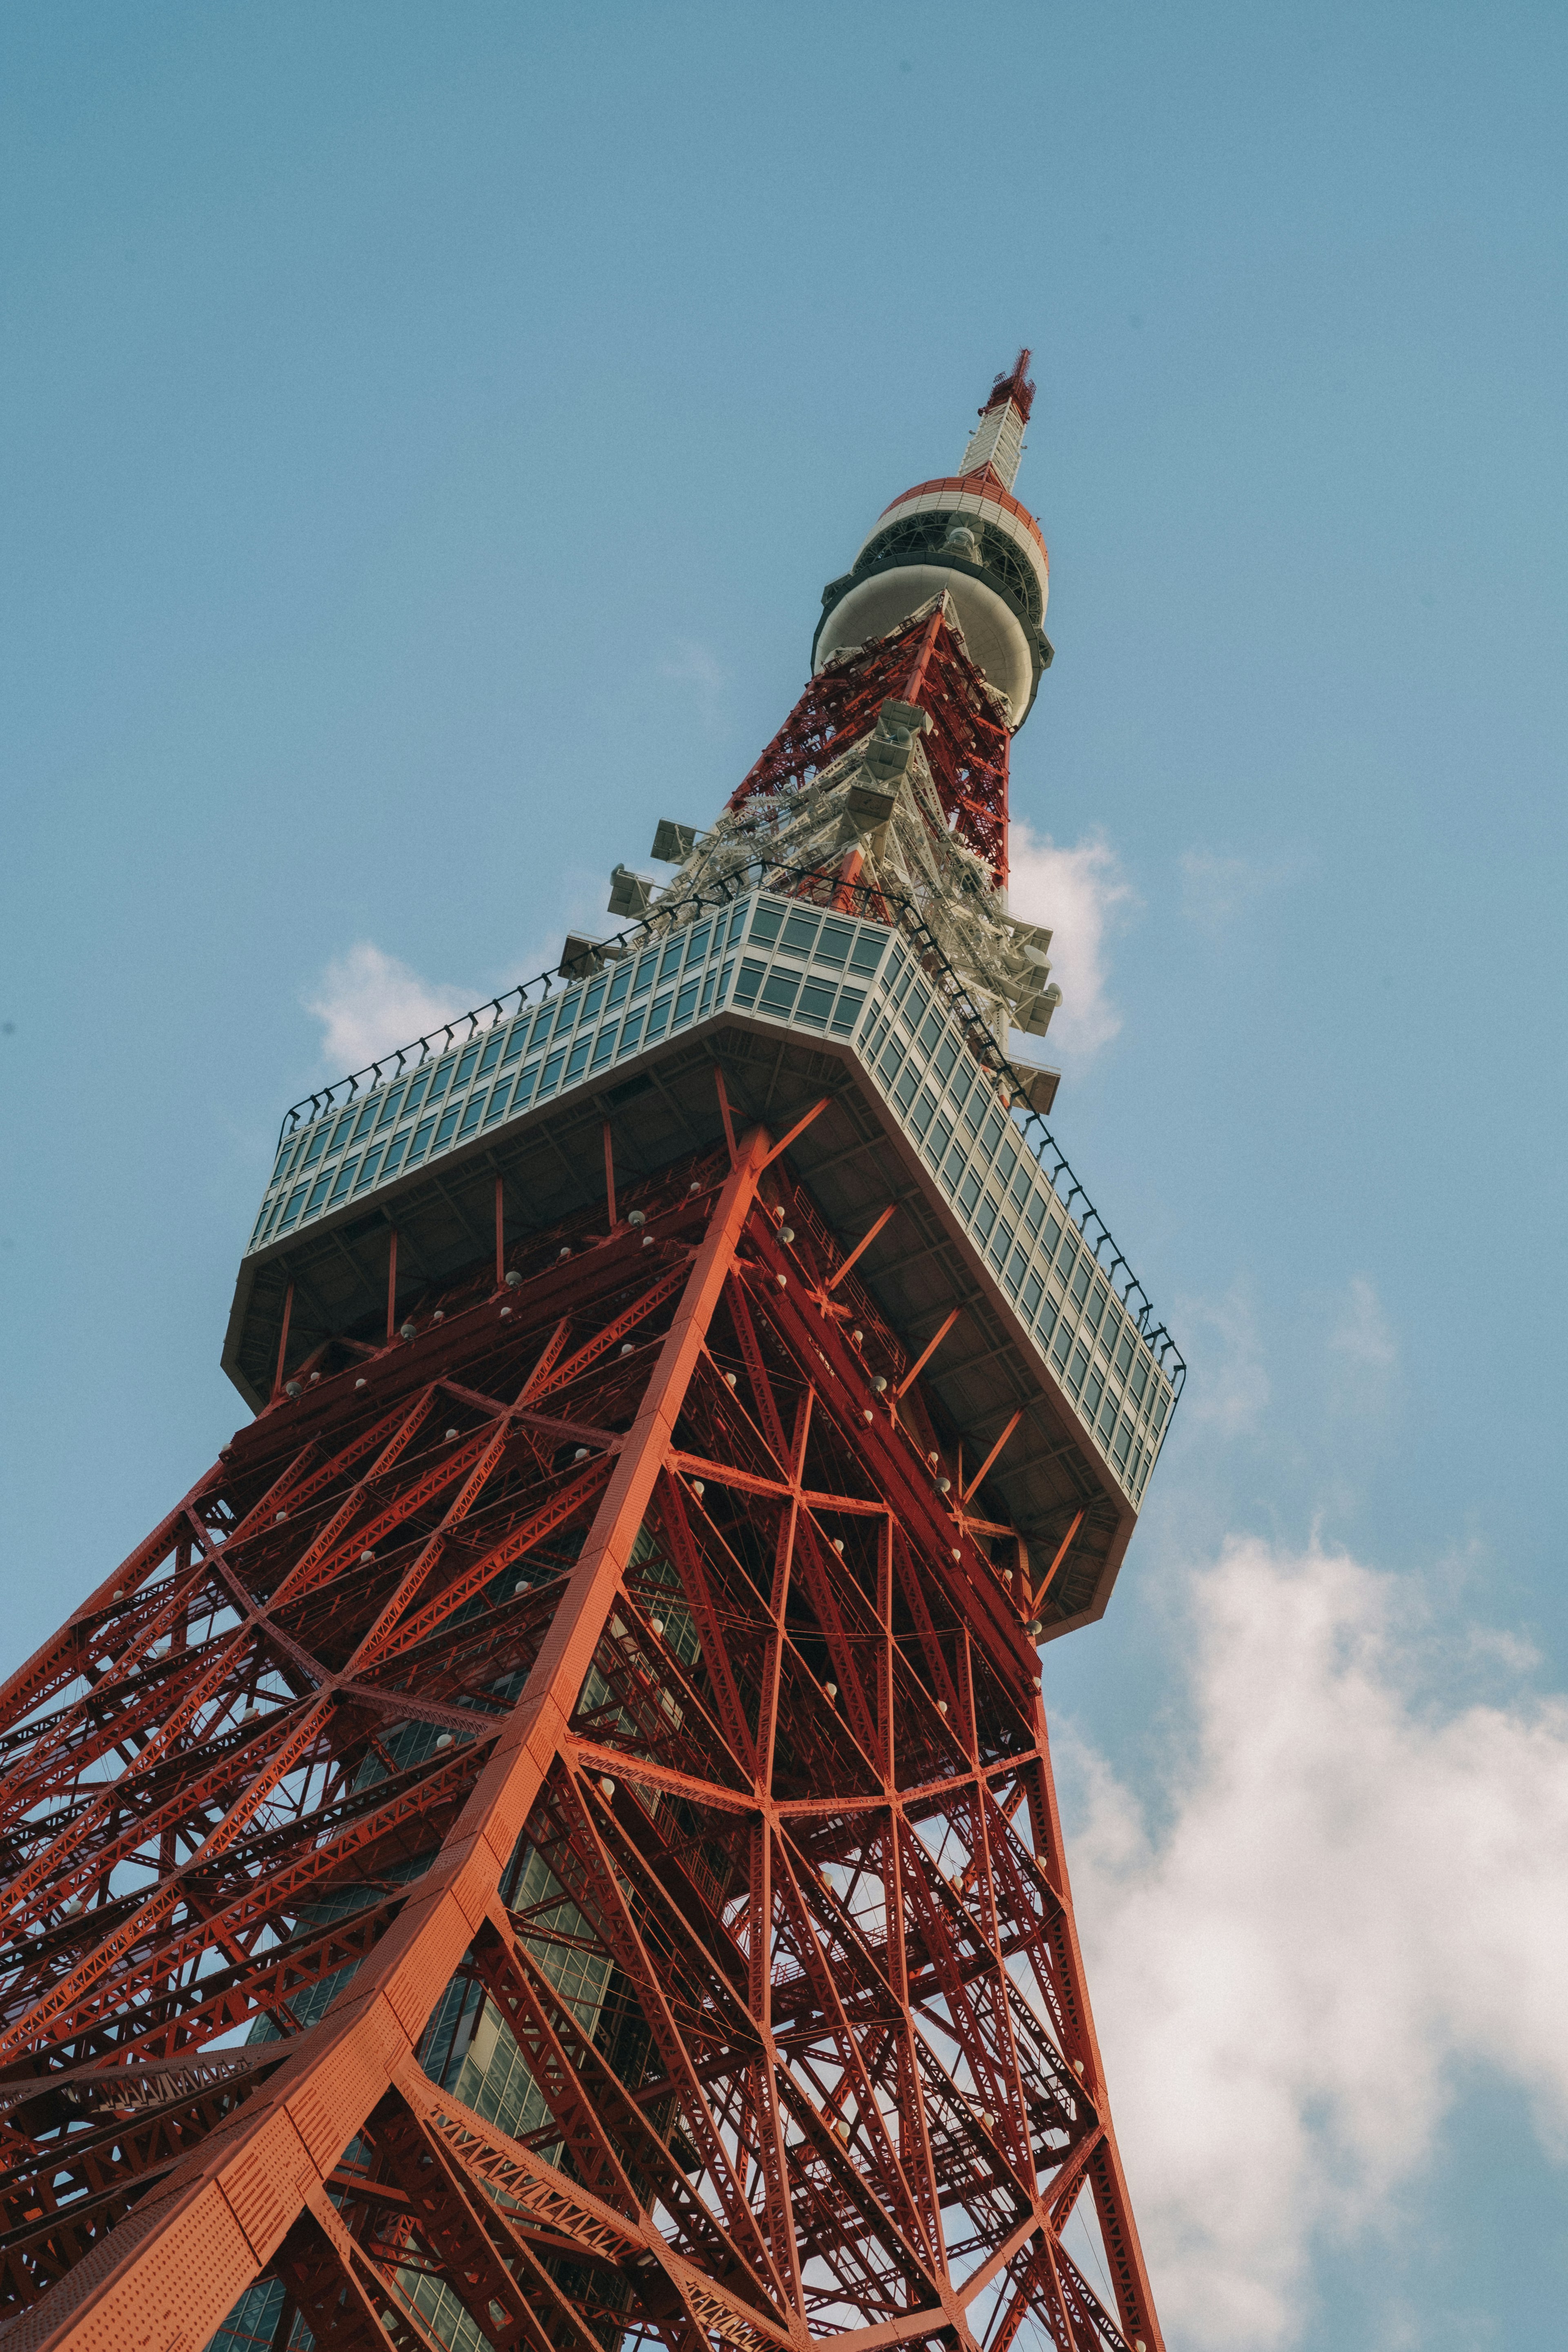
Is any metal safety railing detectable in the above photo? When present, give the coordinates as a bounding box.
[278,864,1184,1393]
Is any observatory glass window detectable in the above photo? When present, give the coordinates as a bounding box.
[454,1045,480,1089]
[302,1125,330,1168]
[583,978,606,1021]
[674,980,700,1025]
[374,1084,407,1129]
[685,922,712,964]
[630,953,656,1001]
[477,1033,505,1080]
[815,919,852,967]
[849,929,886,977]
[831,986,866,1035]
[606,963,632,1013]
[407,1120,434,1165]
[566,1036,592,1079]
[759,971,800,1016]
[381,1132,408,1176]
[355,1147,384,1191]
[748,901,785,949]
[426,1056,457,1102]
[780,910,820,958]
[617,1013,643,1054]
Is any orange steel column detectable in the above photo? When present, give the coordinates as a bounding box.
[19,1129,772,2352]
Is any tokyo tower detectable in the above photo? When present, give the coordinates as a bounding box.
[0,353,1183,2352]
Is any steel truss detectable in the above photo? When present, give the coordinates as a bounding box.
[726,606,1012,889]
[0,1125,1163,2352]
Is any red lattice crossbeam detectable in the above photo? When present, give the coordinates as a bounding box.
[727,604,1013,888]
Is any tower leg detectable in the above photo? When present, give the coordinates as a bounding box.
[0,1134,1162,2352]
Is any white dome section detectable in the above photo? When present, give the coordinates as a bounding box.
[815,567,1036,723]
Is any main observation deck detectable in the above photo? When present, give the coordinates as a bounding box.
[225,875,1183,1637]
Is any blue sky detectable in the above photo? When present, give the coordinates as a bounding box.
[3,5,1566,2344]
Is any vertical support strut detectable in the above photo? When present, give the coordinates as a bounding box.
[384,1228,398,1343]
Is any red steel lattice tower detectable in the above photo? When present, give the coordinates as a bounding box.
[0,357,1184,2352]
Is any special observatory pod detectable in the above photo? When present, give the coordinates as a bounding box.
[813,350,1055,726]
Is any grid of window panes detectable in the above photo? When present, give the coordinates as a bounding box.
[247,898,883,1257]
[790,918,1174,1507]
[246,888,1172,1503]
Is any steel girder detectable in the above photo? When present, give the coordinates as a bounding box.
[0,1126,1162,2352]
[725,608,1011,890]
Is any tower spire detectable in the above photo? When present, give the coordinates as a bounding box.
[957,347,1036,490]
[811,347,1053,736]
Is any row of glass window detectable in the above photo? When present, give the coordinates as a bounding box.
[248,896,892,1255]
[246,885,1169,1500]
[845,937,1169,1500]
[728,913,1168,1501]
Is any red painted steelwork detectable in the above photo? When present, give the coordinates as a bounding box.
[0,1134,1164,2352]
[726,605,1013,889]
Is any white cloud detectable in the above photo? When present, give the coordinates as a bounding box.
[1062,1539,1568,2350]
[302,942,478,1076]
[1179,1277,1271,1438]
[1007,825,1138,1062]
[1329,1274,1398,1373]
[658,637,727,728]
[1179,847,1306,937]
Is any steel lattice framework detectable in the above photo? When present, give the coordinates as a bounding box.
[0,1127,1162,2352]
[0,359,1172,2352]
[726,608,1012,890]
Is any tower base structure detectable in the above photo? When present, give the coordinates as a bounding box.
[0,1112,1163,2352]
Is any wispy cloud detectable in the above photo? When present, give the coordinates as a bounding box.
[1179,846,1308,938]
[1179,1277,1271,1438]
[657,637,728,729]
[1008,824,1138,1062]
[1327,1273,1399,1421]
[1064,1539,1568,2349]
[302,942,478,1075]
